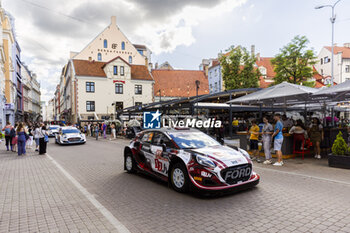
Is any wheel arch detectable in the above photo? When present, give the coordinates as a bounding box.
[168,156,188,184]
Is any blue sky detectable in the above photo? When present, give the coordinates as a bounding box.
[3,0,350,101]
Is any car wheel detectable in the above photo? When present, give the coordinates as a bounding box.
[125,153,136,173]
[170,163,189,193]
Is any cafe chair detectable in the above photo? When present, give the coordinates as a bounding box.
[292,133,310,160]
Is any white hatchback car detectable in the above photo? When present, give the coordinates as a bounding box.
[55,127,86,145]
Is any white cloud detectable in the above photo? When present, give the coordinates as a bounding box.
[3,0,247,101]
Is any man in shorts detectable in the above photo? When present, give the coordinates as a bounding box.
[272,114,284,166]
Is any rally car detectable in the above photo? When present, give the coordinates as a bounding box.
[55,127,86,145]
[124,127,259,193]
[48,125,60,137]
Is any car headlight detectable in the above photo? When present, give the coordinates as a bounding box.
[239,148,251,160]
[195,154,216,168]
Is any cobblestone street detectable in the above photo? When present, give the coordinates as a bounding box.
[2,138,350,232]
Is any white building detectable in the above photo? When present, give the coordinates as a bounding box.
[72,57,153,120]
[315,44,350,84]
[58,16,153,123]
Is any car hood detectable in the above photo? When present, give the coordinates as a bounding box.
[189,145,249,167]
[63,133,83,138]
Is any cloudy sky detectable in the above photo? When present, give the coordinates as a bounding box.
[3,0,350,102]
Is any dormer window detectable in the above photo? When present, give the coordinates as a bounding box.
[103,39,108,48]
[121,42,125,50]
[259,67,267,76]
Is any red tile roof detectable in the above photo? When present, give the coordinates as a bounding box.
[256,57,276,78]
[152,70,209,97]
[72,59,153,81]
[325,46,350,59]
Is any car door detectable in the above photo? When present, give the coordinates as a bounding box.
[149,132,172,177]
[137,131,154,171]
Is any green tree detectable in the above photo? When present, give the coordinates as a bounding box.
[271,35,316,85]
[219,46,259,90]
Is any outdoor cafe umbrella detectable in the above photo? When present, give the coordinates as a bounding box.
[313,80,350,102]
[227,81,318,105]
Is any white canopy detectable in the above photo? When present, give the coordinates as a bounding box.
[313,80,350,101]
[227,82,318,105]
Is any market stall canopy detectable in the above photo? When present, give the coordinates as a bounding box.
[313,80,350,101]
[227,82,318,105]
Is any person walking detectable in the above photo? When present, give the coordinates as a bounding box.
[33,124,40,152]
[272,114,284,166]
[95,124,99,140]
[39,124,48,155]
[308,117,324,159]
[232,118,239,134]
[2,121,13,151]
[110,123,116,140]
[87,123,91,137]
[103,123,107,139]
[249,119,260,161]
[26,123,34,150]
[17,123,27,156]
[10,124,17,152]
[262,117,273,164]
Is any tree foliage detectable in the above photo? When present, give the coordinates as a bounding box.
[271,36,316,85]
[219,46,259,90]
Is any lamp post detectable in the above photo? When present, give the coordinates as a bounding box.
[195,80,200,118]
[315,0,341,86]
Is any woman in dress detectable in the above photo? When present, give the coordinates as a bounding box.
[17,122,27,156]
[308,118,324,159]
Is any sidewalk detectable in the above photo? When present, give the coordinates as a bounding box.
[0,148,118,233]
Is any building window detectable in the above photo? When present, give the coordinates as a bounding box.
[135,85,142,95]
[137,49,143,55]
[115,83,123,94]
[86,82,95,93]
[103,39,107,48]
[346,65,350,73]
[113,66,118,75]
[324,56,330,63]
[135,102,142,106]
[321,69,324,75]
[320,58,323,65]
[129,56,132,64]
[97,53,102,61]
[120,66,124,76]
[86,101,95,112]
[121,42,125,50]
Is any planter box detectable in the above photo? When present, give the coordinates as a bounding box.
[328,154,350,169]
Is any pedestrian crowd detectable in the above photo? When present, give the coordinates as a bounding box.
[2,121,49,156]
[248,114,325,167]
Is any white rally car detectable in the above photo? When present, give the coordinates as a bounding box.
[55,127,86,145]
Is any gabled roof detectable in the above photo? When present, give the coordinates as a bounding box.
[256,57,276,78]
[151,70,209,97]
[325,46,350,59]
[103,56,130,68]
[72,59,153,81]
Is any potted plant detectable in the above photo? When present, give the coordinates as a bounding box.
[328,131,350,169]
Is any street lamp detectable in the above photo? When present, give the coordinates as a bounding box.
[315,0,341,86]
[195,80,200,118]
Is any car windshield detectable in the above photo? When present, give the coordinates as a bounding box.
[167,131,220,149]
[62,129,80,134]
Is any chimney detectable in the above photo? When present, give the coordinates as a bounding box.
[155,62,158,69]
[344,43,350,48]
[111,16,116,26]
[88,56,92,62]
[256,52,261,61]
[251,45,255,57]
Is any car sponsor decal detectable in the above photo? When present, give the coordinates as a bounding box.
[176,150,191,164]
[150,145,169,176]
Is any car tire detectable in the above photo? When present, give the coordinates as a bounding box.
[125,153,136,173]
[170,163,189,193]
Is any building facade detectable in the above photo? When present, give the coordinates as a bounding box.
[315,44,350,84]
[56,16,153,123]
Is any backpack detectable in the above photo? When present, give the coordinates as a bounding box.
[10,128,16,137]
[4,127,11,136]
